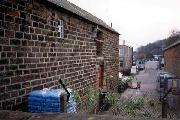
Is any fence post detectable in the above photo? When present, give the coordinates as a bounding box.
[60,93,67,113]
[162,97,167,118]
[162,77,168,118]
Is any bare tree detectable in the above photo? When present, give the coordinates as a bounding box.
[165,29,180,47]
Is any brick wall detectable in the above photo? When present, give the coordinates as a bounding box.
[103,32,119,91]
[164,43,180,78]
[0,0,119,111]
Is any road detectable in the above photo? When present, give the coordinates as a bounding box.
[137,61,159,93]
[124,61,159,97]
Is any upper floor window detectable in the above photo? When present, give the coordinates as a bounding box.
[96,30,103,56]
[119,48,124,56]
[97,30,103,40]
[58,19,64,38]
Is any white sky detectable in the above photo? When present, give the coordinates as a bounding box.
[68,0,180,50]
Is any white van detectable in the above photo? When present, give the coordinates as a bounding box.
[136,60,145,70]
[161,58,164,67]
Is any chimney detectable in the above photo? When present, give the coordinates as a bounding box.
[111,23,112,27]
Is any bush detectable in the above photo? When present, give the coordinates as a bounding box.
[71,87,99,113]
[72,88,119,113]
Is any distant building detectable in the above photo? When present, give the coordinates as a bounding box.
[119,45,133,75]
[153,55,162,60]
[164,40,180,78]
[133,51,137,65]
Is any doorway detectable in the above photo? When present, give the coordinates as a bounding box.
[98,64,104,88]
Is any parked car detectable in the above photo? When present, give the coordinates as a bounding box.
[136,60,145,70]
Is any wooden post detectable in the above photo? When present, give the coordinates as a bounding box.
[60,93,67,113]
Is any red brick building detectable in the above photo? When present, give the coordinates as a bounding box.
[164,40,180,78]
[0,0,119,110]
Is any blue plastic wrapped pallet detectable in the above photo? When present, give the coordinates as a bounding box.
[28,88,76,113]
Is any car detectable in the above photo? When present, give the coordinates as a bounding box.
[136,60,145,71]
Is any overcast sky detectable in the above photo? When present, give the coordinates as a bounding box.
[68,0,180,49]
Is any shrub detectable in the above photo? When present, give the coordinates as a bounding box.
[122,96,145,117]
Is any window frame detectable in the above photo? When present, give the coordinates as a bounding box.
[57,19,64,38]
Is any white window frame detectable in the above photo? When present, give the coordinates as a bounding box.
[58,19,64,38]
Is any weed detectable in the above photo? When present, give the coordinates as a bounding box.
[121,96,145,117]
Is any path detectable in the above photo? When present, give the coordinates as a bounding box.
[122,61,159,97]
[113,61,161,118]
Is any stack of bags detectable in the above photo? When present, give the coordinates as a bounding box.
[28,88,76,113]
[66,89,77,113]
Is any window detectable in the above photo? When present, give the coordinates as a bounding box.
[96,41,103,56]
[96,30,103,56]
[120,60,124,67]
[57,19,64,38]
[119,48,124,56]
[97,31,103,40]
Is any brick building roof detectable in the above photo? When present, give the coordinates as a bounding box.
[46,0,119,34]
